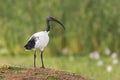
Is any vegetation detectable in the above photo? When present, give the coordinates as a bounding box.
[0,0,120,55]
[0,0,120,80]
[0,65,88,80]
[0,54,120,80]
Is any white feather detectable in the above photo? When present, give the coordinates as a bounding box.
[30,31,49,51]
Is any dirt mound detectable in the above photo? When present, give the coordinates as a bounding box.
[0,66,89,80]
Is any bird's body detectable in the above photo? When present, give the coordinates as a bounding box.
[24,16,65,69]
[26,31,49,51]
[33,31,49,51]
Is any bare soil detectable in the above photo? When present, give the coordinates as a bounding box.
[0,66,89,80]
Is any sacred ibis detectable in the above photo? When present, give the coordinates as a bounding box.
[24,16,65,68]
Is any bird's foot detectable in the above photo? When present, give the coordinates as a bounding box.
[34,66,36,69]
[40,66,45,69]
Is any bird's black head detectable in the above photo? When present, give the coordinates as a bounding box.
[46,16,65,32]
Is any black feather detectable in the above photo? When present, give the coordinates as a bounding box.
[24,37,35,50]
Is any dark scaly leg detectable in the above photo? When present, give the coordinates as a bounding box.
[34,50,36,69]
[40,51,45,68]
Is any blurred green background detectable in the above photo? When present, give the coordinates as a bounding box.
[0,0,120,80]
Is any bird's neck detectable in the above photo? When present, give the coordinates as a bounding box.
[44,31,50,34]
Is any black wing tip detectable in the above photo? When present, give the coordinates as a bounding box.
[24,37,35,50]
[24,43,34,50]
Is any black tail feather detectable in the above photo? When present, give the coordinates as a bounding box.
[24,37,35,50]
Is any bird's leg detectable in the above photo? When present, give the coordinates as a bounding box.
[40,51,45,68]
[34,50,36,69]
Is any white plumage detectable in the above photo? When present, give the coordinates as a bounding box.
[31,31,49,51]
[24,16,65,68]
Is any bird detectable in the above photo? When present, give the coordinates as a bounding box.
[24,16,65,69]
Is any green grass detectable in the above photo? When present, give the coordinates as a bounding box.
[0,54,119,80]
[0,0,120,55]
